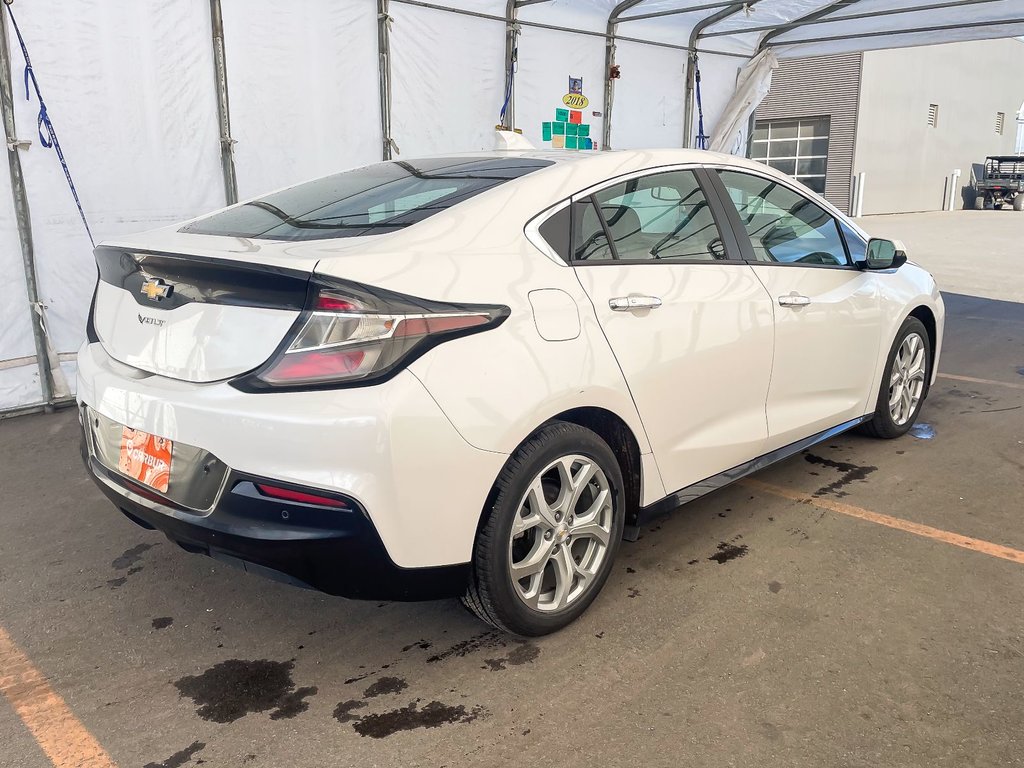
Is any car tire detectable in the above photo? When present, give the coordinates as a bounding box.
[1014,194,1024,212]
[461,422,625,636]
[860,317,931,439]
[973,194,985,210]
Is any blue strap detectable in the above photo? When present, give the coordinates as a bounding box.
[694,56,709,150]
[6,4,94,246]
[499,45,517,126]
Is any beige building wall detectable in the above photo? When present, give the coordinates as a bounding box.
[854,38,1024,215]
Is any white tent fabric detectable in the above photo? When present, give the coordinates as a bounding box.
[708,49,778,154]
[2,0,1023,411]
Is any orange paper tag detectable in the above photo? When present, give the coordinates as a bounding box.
[118,427,172,493]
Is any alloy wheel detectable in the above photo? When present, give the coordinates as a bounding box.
[507,454,613,613]
[888,332,926,426]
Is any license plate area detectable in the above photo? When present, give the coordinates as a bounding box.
[83,407,228,512]
[118,428,172,493]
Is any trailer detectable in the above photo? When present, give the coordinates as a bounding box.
[972,156,1024,210]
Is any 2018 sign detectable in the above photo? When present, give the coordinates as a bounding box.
[562,92,589,109]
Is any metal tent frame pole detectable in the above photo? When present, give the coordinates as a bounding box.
[709,0,1000,38]
[209,0,238,205]
[377,0,395,160]
[682,1,764,148]
[770,16,1024,48]
[0,7,53,409]
[602,0,646,150]
[503,0,518,130]
[757,0,861,50]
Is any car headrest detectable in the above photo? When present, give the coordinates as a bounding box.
[601,205,642,241]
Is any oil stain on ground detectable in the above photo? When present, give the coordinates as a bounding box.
[111,543,155,569]
[351,700,485,739]
[426,631,506,664]
[106,543,157,589]
[143,741,205,768]
[335,674,486,738]
[174,659,317,723]
[152,617,173,630]
[709,540,748,564]
[363,676,408,697]
[482,642,540,671]
[804,452,876,497]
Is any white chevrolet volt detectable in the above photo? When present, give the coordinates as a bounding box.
[78,150,943,635]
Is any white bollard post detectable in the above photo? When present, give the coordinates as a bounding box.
[948,169,961,211]
[853,172,866,217]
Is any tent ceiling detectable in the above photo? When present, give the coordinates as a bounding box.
[554,0,1024,57]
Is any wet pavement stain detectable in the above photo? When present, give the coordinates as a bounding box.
[804,453,877,498]
[768,581,783,593]
[482,643,540,671]
[364,676,408,697]
[152,617,173,630]
[334,698,368,723]
[401,639,432,652]
[173,659,317,723]
[143,741,205,768]
[105,564,144,590]
[426,631,505,664]
[351,700,485,739]
[709,541,748,564]
[111,543,155,570]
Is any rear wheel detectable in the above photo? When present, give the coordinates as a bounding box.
[1014,194,1024,212]
[861,317,931,439]
[973,194,985,210]
[462,422,624,636]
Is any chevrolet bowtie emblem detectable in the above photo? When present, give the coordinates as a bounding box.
[140,278,173,301]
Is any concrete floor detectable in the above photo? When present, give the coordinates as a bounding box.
[1,212,1022,768]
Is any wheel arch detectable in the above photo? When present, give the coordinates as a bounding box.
[550,407,643,530]
[907,304,937,392]
[474,406,646,540]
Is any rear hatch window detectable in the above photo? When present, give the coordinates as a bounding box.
[180,157,553,242]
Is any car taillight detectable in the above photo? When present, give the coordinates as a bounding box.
[236,279,509,390]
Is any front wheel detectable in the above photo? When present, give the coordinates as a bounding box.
[861,317,931,439]
[973,194,985,210]
[462,422,625,636]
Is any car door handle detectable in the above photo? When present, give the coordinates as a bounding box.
[609,295,663,311]
[778,294,811,307]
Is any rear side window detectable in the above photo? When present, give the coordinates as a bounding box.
[573,199,615,262]
[181,157,553,242]
[592,170,727,261]
[716,170,850,267]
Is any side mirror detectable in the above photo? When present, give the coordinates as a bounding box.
[862,238,908,270]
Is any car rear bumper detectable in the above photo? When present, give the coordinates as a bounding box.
[81,436,468,599]
[76,341,508,574]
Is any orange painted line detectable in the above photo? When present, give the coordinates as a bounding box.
[743,478,1024,566]
[938,373,1024,391]
[0,626,117,768]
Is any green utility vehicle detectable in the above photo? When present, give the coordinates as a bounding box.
[972,155,1024,210]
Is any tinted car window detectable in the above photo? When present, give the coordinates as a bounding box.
[181,157,553,242]
[592,170,726,261]
[717,170,850,267]
[538,205,571,263]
